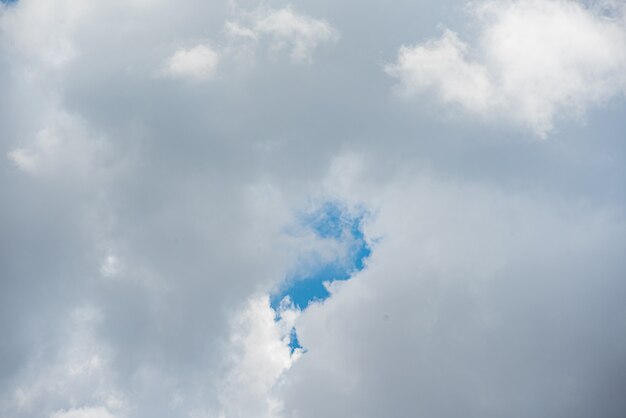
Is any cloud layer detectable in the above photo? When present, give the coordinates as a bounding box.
[0,1,625,418]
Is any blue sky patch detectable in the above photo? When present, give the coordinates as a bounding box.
[271,202,371,355]
[287,327,304,354]
[271,202,371,311]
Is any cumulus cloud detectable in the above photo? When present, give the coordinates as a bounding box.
[386,0,626,136]
[161,44,220,81]
[216,295,301,418]
[387,30,493,111]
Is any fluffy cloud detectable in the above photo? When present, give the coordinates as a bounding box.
[386,0,626,137]
[216,295,301,418]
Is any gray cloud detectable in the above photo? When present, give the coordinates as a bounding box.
[0,1,625,417]
[279,173,626,418]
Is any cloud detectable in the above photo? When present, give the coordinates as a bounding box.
[100,255,121,279]
[277,172,626,418]
[386,30,493,111]
[7,111,107,179]
[216,201,371,417]
[0,0,91,68]
[159,5,338,81]
[0,1,625,418]
[50,406,117,418]
[161,44,220,81]
[271,202,371,311]
[5,306,126,418]
[226,6,339,63]
[216,295,301,418]
[386,0,626,137]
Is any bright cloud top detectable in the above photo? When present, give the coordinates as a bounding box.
[218,295,300,418]
[386,0,626,137]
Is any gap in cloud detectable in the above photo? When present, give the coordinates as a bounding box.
[271,202,371,353]
[271,202,371,311]
[287,326,303,354]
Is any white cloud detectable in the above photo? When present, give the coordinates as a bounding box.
[162,44,220,81]
[386,0,626,137]
[386,30,493,111]
[226,6,339,63]
[217,295,301,418]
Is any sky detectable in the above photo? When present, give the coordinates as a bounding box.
[0,1,625,417]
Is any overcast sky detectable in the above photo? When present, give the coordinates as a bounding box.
[1,1,626,417]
